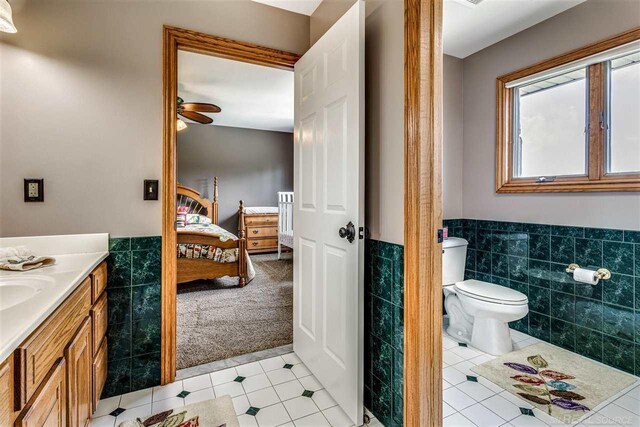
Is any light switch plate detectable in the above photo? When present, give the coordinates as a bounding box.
[144,179,159,201]
[24,179,44,202]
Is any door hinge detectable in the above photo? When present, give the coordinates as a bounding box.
[437,228,444,244]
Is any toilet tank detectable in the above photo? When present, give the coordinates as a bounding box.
[442,237,468,286]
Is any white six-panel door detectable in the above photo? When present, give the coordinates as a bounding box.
[293,1,365,424]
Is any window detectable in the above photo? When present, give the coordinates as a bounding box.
[515,68,588,178]
[496,29,640,192]
[608,52,640,174]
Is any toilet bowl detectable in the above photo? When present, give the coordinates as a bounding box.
[442,237,529,355]
[445,280,528,355]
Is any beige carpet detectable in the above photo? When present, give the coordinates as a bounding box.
[177,253,293,370]
[119,396,239,427]
[472,342,637,424]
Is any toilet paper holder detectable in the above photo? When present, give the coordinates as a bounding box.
[565,263,611,280]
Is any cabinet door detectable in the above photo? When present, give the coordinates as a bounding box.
[92,340,107,412]
[0,355,15,426]
[15,359,66,427]
[65,318,92,427]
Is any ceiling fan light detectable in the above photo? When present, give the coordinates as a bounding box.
[0,0,17,34]
[177,118,188,132]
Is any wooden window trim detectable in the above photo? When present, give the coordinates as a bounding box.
[496,27,640,193]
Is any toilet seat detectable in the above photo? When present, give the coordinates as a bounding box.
[454,279,528,306]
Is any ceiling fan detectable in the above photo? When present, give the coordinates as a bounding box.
[177,97,221,130]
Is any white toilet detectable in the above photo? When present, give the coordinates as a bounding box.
[443,237,529,355]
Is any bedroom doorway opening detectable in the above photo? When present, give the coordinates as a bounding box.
[174,50,296,375]
[162,2,366,422]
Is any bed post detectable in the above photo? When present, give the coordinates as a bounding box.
[237,199,247,287]
[212,177,219,225]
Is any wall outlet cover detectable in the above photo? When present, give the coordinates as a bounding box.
[24,179,44,202]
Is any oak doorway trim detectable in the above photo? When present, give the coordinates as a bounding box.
[404,0,444,425]
[161,26,300,384]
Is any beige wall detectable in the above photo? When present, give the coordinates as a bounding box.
[0,0,309,237]
[177,125,293,233]
[462,0,640,229]
[443,55,464,219]
[310,0,356,46]
[364,0,404,245]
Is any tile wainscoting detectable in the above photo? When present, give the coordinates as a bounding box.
[103,235,408,424]
[104,236,162,398]
[444,219,640,377]
[365,239,404,427]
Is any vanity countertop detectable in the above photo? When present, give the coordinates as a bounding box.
[0,233,109,362]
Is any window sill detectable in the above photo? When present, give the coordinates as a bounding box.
[496,177,640,193]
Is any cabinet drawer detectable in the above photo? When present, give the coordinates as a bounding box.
[15,358,66,427]
[15,278,91,407]
[246,226,277,238]
[92,340,107,412]
[91,262,107,303]
[244,214,278,226]
[91,292,108,357]
[248,238,278,250]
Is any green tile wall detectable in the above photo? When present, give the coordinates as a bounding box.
[444,219,640,377]
[365,239,404,427]
[103,236,162,398]
[105,236,407,412]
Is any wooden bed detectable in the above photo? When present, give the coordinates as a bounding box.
[176,178,248,287]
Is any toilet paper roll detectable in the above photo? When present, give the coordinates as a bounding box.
[573,267,600,285]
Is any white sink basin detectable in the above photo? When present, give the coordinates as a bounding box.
[0,276,54,311]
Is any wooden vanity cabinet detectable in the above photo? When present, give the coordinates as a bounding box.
[1,260,108,427]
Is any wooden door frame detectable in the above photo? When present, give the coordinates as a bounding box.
[161,4,445,422]
[404,0,443,425]
[161,25,300,384]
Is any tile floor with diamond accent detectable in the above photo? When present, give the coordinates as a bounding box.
[91,352,383,427]
[91,330,640,427]
[442,328,640,427]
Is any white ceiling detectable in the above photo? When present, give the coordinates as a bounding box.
[178,51,294,133]
[252,0,323,16]
[444,0,586,58]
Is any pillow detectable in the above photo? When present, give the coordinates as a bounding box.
[187,213,212,225]
[176,206,189,227]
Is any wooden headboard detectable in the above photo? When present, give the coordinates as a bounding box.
[176,177,219,224]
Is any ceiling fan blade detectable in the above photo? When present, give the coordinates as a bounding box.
[179,111,213,124]
[181,102,221,113]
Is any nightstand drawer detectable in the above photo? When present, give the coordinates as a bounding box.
[246,226,277,238]
[248,238,278,250]
[245,214,278,226]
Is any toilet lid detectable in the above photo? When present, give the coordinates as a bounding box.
[454,280,528,305]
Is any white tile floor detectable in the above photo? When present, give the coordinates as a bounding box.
[91,352,383,427]
[442,328,640,427]
[92,330,640,427]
